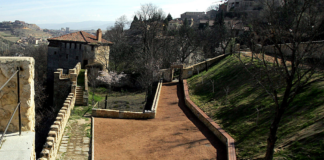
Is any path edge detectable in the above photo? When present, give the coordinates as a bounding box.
[91,117,94,160]
[182,79,236,160]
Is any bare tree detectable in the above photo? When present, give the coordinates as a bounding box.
[175,19,200,63]
[132,3,166,100]
[103,15,134,72]
[237,0,324,159]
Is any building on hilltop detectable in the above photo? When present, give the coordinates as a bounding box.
[46,29,113,93]
[181,12,206,20]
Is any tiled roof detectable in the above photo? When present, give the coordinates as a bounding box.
[48,31,113,44]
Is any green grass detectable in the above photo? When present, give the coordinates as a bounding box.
[70,105,92,120]
[187,55,324,159]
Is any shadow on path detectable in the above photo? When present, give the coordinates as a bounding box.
[167,82,228,160]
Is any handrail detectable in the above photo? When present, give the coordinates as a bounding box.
[0,70,18,91]
[0,68,21,144]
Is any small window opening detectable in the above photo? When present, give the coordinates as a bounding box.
[76,56,78,60]
[75,43,77,49]
[54,51,57,55]
[66,54,68,59]
[91,46,94,51]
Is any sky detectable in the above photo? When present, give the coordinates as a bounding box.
[0,0,223,24]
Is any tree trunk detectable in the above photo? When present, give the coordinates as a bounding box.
[265,96,289,159]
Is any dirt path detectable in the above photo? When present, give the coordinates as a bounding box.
[94,82,227,160]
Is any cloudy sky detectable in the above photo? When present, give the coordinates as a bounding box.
[0,0,222,24]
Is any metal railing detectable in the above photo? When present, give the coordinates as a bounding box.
[0,67,21,144]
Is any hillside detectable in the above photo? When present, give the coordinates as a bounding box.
[187,55,324,159]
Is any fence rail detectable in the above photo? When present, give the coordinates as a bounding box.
[0,67,21,144]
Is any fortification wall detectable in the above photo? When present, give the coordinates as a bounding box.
[39,63,80,160]
[0,57,35,132]
[53,63,80,108]
[39,93,76,160]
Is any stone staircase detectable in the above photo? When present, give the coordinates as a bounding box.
[75,86,84,105]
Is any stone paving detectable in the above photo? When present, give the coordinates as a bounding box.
[56,119,91,160]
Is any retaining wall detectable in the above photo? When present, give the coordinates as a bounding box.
[92,79,163,119]
[182,54,230,79]
[183,80,236,160]
[262,41,324,58]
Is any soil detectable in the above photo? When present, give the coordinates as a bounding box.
[94,82,227,160]
[98,92,145,112]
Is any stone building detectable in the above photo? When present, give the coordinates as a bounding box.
[180,12,206,20]
[47,29,113,100]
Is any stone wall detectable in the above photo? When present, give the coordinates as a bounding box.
[182,54,229,79]
[0,57,35,132]
[53,63,80,109]
[92,109,155,119]
[159,68,172,82]
[94,45,110,70]
[262,41,324,59]
[183,80,236,160]
[38,92,76,160]
[38,62,83,160]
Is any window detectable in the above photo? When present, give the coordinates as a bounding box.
[76,56,78,60]
[54,51,57,55]
[75,43,77,49]
[70,43,72,49]
[91,46,94,51]
[79,44,82,49]
[66,54,68,59]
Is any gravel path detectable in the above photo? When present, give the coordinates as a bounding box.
[94,82,227,160]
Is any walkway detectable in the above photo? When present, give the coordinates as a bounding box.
[56,118,91,160]
[94,82,227,160]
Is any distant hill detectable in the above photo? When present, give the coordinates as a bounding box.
[37,21,115,30]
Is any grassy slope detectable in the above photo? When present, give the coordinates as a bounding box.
[187,55,324,159]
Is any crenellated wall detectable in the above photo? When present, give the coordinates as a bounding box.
[53,63,80,109]
[38,92,76,160]
[38,63,80,160]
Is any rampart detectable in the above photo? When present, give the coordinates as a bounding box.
[0,57,36,159]
[92,79,163,119]
[53,63,80,108]
[39,63,80,160]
